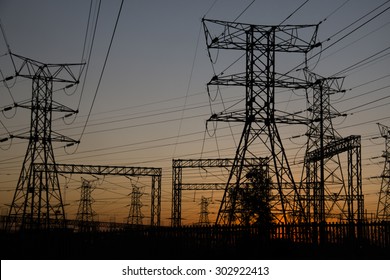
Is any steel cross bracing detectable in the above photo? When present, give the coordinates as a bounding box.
[6,54,83,232]
[376,123,390,221]
[171,158,267,226]
[34,163,162,226]
[202,19,320,225]
[302,70,363,223]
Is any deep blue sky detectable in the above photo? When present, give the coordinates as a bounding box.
[1,0,389,224]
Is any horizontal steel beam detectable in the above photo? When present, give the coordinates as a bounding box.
[33,163,162,177]
[306,135,361,162]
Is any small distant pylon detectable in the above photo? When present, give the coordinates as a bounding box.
[76,178,97,232]
[376,123,390,221]
[127,185,144,226]
[198,196,211,225]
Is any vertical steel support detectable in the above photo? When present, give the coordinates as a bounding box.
[151,174,161,226]
[171,161,182,226]
[376,123,390,221]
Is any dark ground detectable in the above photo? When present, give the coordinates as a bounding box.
[1,229,389,260]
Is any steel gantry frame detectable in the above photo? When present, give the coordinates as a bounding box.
[305,135,363,223]
[34,163,162,227]
[202,19,320,225]
[171,158,267,226]
[376,123,390,221]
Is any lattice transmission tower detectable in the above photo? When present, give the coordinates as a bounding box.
[198,196,211,225]
[203,19,320,225]
[302,70,363,224]
[376,123,390,221]
[6,54,82,231]
[76,178,97,232]
[127,185,144,226]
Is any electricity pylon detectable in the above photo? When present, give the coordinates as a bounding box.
[376,123,390,221]
[203,19,320,225]
[76,178,97,232]
[127,185,144,226]
[198,196,211,225]
[302,70,363,224]
[6,54,82,231]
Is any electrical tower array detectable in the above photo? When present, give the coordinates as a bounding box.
[76,178,97,232]
[6,54,82,231]
[376,123,390,221]
[203,19,320,225]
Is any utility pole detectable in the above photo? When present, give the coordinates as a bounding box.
[376,123,390,221]
[203,19,320,225]
[6,54,82,231]
[76,178,97,232]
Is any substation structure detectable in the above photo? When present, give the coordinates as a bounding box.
[202,19,320,225]
[304,135,363,223]
[376,123,390,221]
[171,158,268,227]
[302,71,364,223]
[35,163,162,228]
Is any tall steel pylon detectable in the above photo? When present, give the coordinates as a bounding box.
[76,178,97,232]
[6,54,82,231]
[127,185,144,226]
[203,19,320,225]
[376,123,390,221]
[302,70,363,224]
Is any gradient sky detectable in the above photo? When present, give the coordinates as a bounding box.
[1,0,390,225]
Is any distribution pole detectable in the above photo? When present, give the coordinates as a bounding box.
[203,19,319,225]
[376,123,390,221]
[6,54,82,231]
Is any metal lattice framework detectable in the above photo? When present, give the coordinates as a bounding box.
[305,135,363,223]
[76,178,97,232]
[203,19,320,225]
[6,54,82,231]
[127,185,144,226]
[34,163,162,226]
[198,196,211,225]
[302,71,363,223]
[171,158,267,226]
[376,123,390,221]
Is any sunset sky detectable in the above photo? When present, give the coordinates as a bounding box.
[1,0,389,225]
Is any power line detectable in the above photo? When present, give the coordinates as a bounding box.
[279,0,310,25]
[77,0,125,144]
[233,0,256,23]
[73,0,101,118]
[172,22,203,157]
[332,45,390,77]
